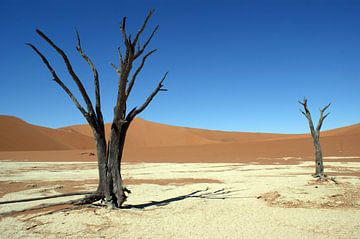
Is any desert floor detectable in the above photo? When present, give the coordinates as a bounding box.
[0,158,360,239]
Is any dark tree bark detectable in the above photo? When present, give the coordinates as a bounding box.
[28,10,167,208]
[299,98,331,178]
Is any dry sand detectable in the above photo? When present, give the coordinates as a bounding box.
[1,159,360,239]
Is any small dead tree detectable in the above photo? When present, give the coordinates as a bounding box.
[27,10,167,208]
[299,98,331,178]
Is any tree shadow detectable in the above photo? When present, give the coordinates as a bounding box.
[122,187,248,209]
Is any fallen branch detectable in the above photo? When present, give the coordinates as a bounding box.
[330,177,338,184]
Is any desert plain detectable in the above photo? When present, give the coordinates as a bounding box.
[0,115,359,238]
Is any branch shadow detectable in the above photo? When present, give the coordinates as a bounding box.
[122,187,249,209]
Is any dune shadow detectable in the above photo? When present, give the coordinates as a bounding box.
[123,188,241,209]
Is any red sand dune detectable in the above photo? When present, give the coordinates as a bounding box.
[62,118,217,148]
[0,115,359,163]
[62,118,296,148]
[0,115,94,151]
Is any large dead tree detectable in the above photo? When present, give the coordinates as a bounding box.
[299,98,331,178]
[27,10,167,208]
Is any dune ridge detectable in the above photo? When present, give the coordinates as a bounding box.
[0,115,359,163]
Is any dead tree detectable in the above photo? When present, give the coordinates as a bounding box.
[299,98,331,178]
[27,10,167,208]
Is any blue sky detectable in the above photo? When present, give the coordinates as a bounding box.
[0,0,359,133]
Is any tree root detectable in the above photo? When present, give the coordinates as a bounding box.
[312,174,338,184]
[74,193,103,205]
[312,173,327,179]
[123,187,131,194]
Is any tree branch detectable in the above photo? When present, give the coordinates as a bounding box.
[35,29,95,116]
[110,62,121,75]
[117,46,124,72]
[134,25,159,59]
[132,9,155,47]
[120,17,130,48]
[126,49,157,99]
[298,109,306,116]
[321,102,331,113]
[75,31,103,125]
[316,103,331,132]
[27,43,88,118]
[299,98,316,138]
[129,72,168,119]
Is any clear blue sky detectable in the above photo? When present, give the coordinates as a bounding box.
[0,0,359,133]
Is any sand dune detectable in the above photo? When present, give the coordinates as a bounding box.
[63,118,304,148]
[124,130,360,163]
[62,118,217,148]
[41,117,360,162]
[0,115,359,163]
[0,116,94,151]
[65,118,300,146]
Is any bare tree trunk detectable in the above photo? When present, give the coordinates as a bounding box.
[28,10,167,208]
[299,98,330,178]
[314,142,324,176]
[106,124,126,207]
[94,134,109,197]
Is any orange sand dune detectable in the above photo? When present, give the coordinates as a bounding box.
[124,128,360,163]
[62,118,217,148]
[63,118,302,147]
[0,116,94,151]
[0,115,359,163]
